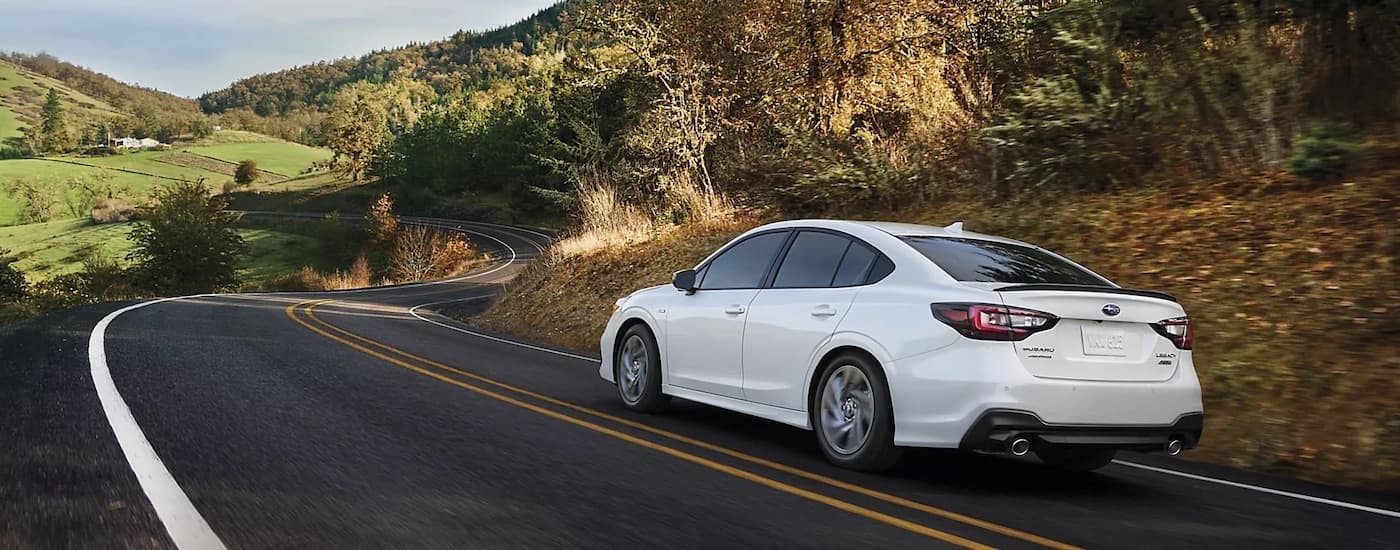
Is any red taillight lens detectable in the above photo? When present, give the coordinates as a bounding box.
[932,303,1058,341]
[1151,317,1194,350]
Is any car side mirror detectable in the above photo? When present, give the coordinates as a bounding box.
[672,269,697,294]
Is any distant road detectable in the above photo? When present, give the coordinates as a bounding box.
[1,217,1396,549]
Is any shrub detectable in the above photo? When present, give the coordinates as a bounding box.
[127,179,247,294]
[365,192,399,246]
[90,198,137,224]
[390,226,476,282]
[0,248,26,304]
[1289,121,1361,183]
[736,130,921,217]
[234,159,258,185]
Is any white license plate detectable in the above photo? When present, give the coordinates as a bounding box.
[1081,326,1127,357]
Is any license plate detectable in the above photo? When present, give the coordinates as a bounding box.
[1081,326,1127,357]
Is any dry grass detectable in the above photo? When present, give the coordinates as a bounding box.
[552,180,732,260]
[471,168,1398,489]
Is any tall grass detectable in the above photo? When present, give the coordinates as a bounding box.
[552,179,731,260]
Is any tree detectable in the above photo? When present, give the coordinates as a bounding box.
[40,88,71,153]
[127,179,247,294]
[4,178,59,223]
[0,247,25,304]
[234,159,259,185]
[323,81,430,181]
[365,192,400,246]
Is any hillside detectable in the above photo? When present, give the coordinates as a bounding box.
[0,60,124,152]
[197,3,568,117]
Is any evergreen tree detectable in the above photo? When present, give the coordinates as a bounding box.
[40,88,71,153]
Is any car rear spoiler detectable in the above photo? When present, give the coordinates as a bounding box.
[994,284,1178,303]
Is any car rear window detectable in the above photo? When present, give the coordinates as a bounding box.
[901,236,1109,285]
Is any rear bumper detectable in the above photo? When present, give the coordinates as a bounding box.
[958,410,1204,453]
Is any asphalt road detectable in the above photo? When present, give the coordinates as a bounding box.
[1,219,1397,549]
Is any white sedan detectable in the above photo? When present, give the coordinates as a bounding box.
[600,220,1203,471]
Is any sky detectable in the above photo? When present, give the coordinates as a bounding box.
[0,0,560,98]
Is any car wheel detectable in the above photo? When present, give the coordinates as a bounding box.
[615,324,668,413]
[1035,447,1117,472]
[812,353,902,471]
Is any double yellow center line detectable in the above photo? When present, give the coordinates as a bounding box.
[286,299,1080,550]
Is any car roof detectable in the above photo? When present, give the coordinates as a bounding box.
[756,219,1034,248]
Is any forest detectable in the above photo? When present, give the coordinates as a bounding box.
[201,0,1397,228]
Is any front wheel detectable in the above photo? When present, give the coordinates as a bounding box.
[812,353,902,471]
[614,324,668,413]
[1035,447,1117,472]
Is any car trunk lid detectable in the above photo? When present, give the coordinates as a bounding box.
[996,287,1186,382]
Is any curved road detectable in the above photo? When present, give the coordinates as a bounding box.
[1,219,1396,549]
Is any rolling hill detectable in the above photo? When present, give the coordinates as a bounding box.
[197,2,569,117]
[0,60,125,151]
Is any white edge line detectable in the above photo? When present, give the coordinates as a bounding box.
[407,297,601,363]
[82,221,531,549]
[89,296,229,550]
[1113,460,1400,518]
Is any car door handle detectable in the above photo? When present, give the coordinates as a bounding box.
[724,305,747,315]
[811,305,838,317]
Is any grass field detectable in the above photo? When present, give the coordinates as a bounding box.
[0,160,164,225]
[0,134,336,226]
[0,218,325,284]
[189,142,332,177]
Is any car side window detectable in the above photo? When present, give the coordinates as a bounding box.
[697,232,789,290]
[831,242,878,287]
[773,231,851,288]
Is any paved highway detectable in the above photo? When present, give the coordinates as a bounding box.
[1,218,1396,549]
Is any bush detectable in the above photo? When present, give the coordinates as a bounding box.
[736,130,921,217]
[128,179,247,294]
[0,248,26,304]
[365,192,400,246]
[1289,122,1361,182]
[234,159,258,185]
[90,198,137,224]
[390,226,476,282]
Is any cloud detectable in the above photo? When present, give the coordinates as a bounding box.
[0,0,559,97]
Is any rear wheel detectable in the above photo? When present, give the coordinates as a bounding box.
[812,353,902,471]
[1035,447,1117,472]
[614,324,668,413]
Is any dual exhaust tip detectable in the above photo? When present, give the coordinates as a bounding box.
[1005,437,1185,456]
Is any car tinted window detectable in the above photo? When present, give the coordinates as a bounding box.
[902,236,1109,285]
[865,255,895,284]
[699,232,789,289]
[832,242,878,287]
[774,231,851,288]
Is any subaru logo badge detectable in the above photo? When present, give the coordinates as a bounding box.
[1102,304,1121,317]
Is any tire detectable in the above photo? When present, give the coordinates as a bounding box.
[811,353,902,471]
[1035,447,1117,472]
[614,324,669,413]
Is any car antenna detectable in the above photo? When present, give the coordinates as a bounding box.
[945,221,964,233]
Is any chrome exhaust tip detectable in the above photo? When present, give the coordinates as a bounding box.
[1166,438,1184,456]
[1009,438,1031,456]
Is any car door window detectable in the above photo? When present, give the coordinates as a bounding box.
[831,242,878,287]
[698,232,789,290]
[773,231,851,288]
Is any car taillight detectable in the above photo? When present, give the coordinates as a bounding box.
[1151,317,1194,350]
[931,303,1058,341]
